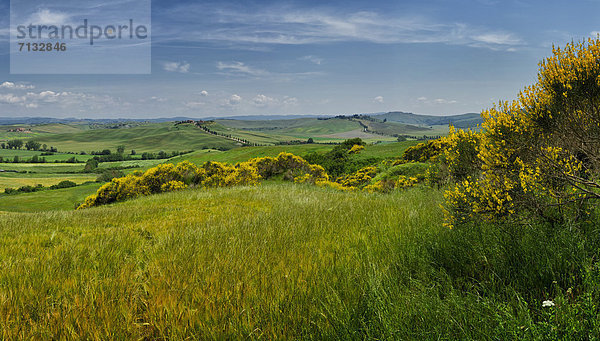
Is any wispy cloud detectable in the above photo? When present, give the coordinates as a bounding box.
[216,61,323,81]
[216,62,268,77]
[27,9,70,25]
[373,96,384,103]
[163,61,190,73]
[157,4,523,50]
[417,96,458,105]
[300,55,323,65]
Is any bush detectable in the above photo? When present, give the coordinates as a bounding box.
[78,153,328,209]
[49,180,77,190]
[96,169,125,182]
[443,39,600,228]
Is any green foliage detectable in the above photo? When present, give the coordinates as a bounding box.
[443,39,600,228]
[49,180,77,190]
[79,153,328,209]
[24,140,41,151]
[401,138,449,163]
[96,169,125,183]
[304,138,379,177]
[2,184,600,338]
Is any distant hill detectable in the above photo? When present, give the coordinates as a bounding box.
[373,112,482,129]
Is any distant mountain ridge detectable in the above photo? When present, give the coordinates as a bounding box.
[0,111,483,127]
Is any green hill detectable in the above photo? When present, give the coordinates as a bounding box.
[374,112,483,129]
[32,122,240,153]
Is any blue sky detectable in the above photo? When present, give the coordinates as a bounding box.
[0,0,598,118]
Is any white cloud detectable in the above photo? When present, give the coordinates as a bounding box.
[253,94,277,107]
[185,101,205,108]
[434,98,458,104]
[283,96,298,105]
[229,94,242,105]
[471,33,521,46]
[416,96,457,105]
[163,61,190,73]
[373,96,384,103]
[0,94,26,104]
[162,5,524,50]
[28,9,70,26]
[591,31,600,37]
[217,61,268,77]
[300,55,323,65]
[200,90,209,96]
[0,82,35,90]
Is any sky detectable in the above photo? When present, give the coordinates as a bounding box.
[0,0,598,119]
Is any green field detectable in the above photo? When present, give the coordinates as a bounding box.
[0,183,595,338]
[0,163,84,173]
[0,182,102,212]
[0,149,94,162]
[0,172,97,192]
[32,122,240,153]
[217,117,450,142]
[168,141,417,166]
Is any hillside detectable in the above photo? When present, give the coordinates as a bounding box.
[374,112,483,128]
[32,122,240,153]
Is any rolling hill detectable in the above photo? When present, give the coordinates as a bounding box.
[373,112,483,128]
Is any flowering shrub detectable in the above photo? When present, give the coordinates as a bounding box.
[161,180,187,192]
[401,138,450,163]
[336,166,377,188]
[348,144,365,154]
[78,152,328,209]
[364,176,418,193]
[443,39,600,228]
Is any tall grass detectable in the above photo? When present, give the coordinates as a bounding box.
[0,183,598,339]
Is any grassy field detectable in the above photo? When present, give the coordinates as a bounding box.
[217,118,372,142]
[0,149,94,162]
[0,183,596,338]
[217,117,452,142]
[0,163,84,173]
[0,172,97,191]
[32,122,240,153]
[168,141,418,166]
[0,182,102,212]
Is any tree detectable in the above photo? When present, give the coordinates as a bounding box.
[7,139,23,150]
[116,145,125,154]
[84,159,99,172]
[131,150,136,155]
[307,137,314,144]
[25,140,41,151]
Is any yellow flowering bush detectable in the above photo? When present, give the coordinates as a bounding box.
[336,166,377,188]
[364,176,418,193]
[444,39,600,228]
[401,138,450,163]
[161,180,187,192]
[78,152,329,209]
[348,144,365,154]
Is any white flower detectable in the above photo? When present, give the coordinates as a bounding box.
[542,300,555,307]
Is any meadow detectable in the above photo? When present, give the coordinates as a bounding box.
[0,183,596,339]
[1,67,598,341]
